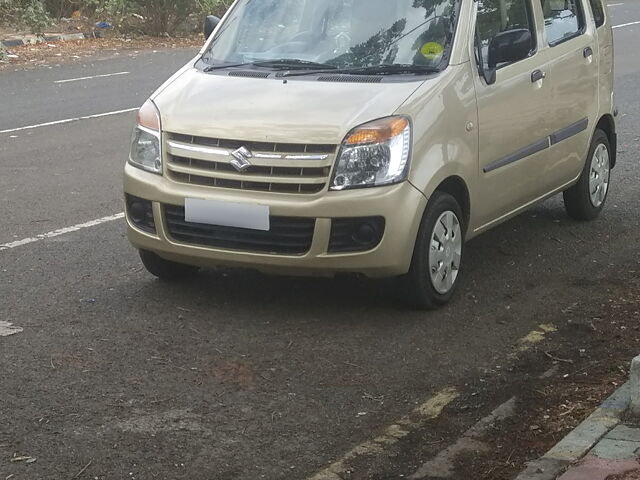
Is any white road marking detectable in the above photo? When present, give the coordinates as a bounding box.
[0,321,24,337]
[0,213,124,251]
[54,71,130,84]
[608,2,624,6]
[306,387,459,480]
[0,108,138,135]
[614,20,640,28]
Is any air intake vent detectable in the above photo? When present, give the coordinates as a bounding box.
[317,75,382,84]
[164,204,316,255]
[228,70,271,79]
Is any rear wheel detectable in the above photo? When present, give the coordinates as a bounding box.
[563,129,611,220]
[139,250,199,280]
[402,192,465,310]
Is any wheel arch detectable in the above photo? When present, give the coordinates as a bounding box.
[595,114,617,168]
[433,176,471,235]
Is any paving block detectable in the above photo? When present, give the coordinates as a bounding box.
[591,438,640,460]
[557,456,640,480]
[629,354,640,419]
[607,425,640,443]
[1,39,25,47]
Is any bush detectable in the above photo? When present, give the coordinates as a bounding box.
[196,0,232,17]
[0,0,232,36]
[0,0,52,35]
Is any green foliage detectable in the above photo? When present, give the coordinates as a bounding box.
[0,0,232,36]
[0,0,52,35]
[94,0,136,30]
[0,42,7,60]
[196,0,233,17]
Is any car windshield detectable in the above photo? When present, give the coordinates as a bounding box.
[201,0,459,72]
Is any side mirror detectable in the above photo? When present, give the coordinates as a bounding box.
[204,15,221,39]
[487,29,533,69]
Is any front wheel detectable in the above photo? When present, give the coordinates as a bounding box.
[401,192,465,310]
[563,129,612,221]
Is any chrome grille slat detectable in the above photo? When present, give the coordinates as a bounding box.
[166,133,336,194]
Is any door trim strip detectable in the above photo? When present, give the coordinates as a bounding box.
[483,117,589,173]
[549,117,589,145]
[483,138,550,173]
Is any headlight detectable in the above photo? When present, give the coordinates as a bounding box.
[330,116,411,191]
[129,100,162,174]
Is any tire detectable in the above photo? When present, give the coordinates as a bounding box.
[139,249,199,280]
[401,192,465,310]
[563,129,612,221]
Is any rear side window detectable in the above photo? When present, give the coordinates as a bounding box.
[588,0,605,27]
[541,0,585,45]
[476,0,537,70]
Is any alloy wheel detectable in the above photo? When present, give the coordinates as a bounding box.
[589,143,610,208]
[428,211,462,295]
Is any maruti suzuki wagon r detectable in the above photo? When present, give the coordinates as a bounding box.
[124,0,616,309]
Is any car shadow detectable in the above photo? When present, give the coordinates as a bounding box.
[135,194,607,317]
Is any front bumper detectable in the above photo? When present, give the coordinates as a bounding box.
[124,164,427,278]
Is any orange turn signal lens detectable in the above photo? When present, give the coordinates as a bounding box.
[137,99,161,131]
[343,116,409,146]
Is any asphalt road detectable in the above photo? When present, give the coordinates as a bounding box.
[1,5,640,479]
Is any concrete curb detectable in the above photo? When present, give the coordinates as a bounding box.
[514,354,640,480]
[1,32,86,49]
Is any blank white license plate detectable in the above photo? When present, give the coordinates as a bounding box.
[184,198,270,231]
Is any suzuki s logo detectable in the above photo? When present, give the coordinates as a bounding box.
[230,146,253,172]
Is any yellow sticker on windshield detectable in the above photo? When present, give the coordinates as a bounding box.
[420,42,444,61]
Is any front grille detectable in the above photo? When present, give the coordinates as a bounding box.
[164,204,315,255]
[165,133,337,194]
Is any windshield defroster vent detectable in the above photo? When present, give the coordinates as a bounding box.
[317,75,383,84]
[228,70,271,78]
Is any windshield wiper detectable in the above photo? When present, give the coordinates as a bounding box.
[204,59,338,73]
[282,64,440,78]
[204,62,255,72]
[252,59,339,70]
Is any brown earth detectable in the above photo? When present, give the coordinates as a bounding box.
[453,277,640,479]
[340,276,640,480]
[0,35,202,71]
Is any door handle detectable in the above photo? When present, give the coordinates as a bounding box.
[583,46,593,58]
[531,69,546,83]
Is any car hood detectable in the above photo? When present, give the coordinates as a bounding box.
[152,68,425,145]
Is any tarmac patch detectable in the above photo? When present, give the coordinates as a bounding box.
[113,409,211,435]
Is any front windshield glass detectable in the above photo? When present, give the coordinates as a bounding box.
[202,0,459,71]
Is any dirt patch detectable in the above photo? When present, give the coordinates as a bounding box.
[335,277,640,480]
[0,35,202,71]
[209,359,256,387]
[451,278,640,479]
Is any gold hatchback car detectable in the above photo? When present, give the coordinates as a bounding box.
[124,0,616,309]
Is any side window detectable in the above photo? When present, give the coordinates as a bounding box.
[541,0,585,45]
[588,0,605,27]
[476,0,537,71]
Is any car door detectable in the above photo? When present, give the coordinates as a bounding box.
[538,0,600,189]
[587,0,614,111]
[472,0,554,229]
